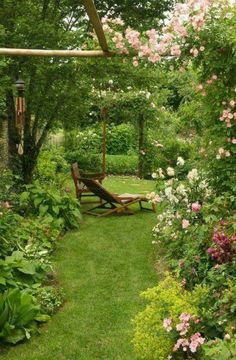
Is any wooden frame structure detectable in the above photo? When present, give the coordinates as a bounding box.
[0,0,118,175]
[0,0,114,58]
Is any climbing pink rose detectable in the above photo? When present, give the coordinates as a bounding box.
[191,202,201,212]
[182,219,190,229]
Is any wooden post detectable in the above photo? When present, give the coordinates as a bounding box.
[102,120,106,176]
[138,114,145,179]
[82,0,109,52]
[101,107,107,176]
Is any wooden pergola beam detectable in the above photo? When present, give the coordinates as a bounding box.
[0,1,110,58]
[0,48,115,57]
[83,0,109,52]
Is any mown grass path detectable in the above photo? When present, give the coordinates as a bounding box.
[3,177,157,360]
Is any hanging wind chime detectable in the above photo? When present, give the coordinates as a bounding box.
[15,71,25,155]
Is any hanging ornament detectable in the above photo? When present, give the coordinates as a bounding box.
[15,72,25,155]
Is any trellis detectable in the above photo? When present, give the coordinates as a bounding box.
[0,0,114,57]
[0,0,118,176]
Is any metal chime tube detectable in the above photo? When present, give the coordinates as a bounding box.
[16,95,25,155]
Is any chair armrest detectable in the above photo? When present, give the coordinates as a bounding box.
[80,173,105,180]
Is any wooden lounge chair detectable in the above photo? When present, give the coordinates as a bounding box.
[79,177,156,217]
[71,162,105,203]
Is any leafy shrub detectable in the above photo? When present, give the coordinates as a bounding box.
[0,288,49,344]
[64,123,137,156]
[0,251,49,292]
[203,336,236,360]
[0,210,22,258]
[0,170,20,204]
[20,184,81,230]
[106,123,136,155]
[106,155,138,175]
[144,136,193,179]
[133,274,206,360]
[35,147,69,184]
[65,150,102,173]
[0,208,61,261]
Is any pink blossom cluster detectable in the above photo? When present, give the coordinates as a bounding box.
[196,74,218,96]
[219,99,236,128]
[191,201,201,212]
[102,0,213,66]
[173,333,205,353]
[163,313,205,354]
[207,231,236,264]
[163,318,172,332]
[182,219,190,229]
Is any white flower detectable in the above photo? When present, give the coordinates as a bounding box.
[154,195,161,203]
[108,79,113,85]
[165,187,172,197]
[187,169,199,182]
[177,156,185,166]
[152,172,157,179]
[146,192,155,200]
[158,168,165,178]
[166,167,175,176]
[176,184,187,196]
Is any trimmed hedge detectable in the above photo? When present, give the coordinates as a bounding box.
[106,155,138,175]
[65,150,138,175]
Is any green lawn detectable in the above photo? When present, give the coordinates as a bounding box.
[2,176,158,360]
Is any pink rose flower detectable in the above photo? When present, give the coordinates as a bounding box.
[191,202,201,212]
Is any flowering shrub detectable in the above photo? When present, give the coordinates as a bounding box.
[133,274,208,360]
[207,231,236,264]
[102,0,236,192]
[150,160,213,259]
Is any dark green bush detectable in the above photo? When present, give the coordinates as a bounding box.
[65,150,102,173]
[106,123,136,155]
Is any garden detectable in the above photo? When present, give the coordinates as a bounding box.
[0,0,235,359]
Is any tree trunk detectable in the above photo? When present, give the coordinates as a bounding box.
[138,114,145,179]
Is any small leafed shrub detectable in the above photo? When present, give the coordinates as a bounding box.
[36,286,64,316]
[133,274,207,360]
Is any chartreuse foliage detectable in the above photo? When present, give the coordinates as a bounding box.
[133,274,208,360]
